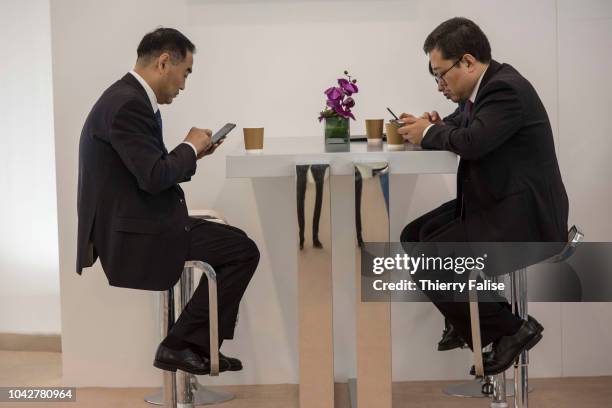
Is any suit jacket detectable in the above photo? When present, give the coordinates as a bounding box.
[423,60,568,242]
[77,73,197,290]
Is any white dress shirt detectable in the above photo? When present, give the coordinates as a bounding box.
[128,70,197,156]
[422,65,489,140]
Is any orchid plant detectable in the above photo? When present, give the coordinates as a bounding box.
[318,70,359,121]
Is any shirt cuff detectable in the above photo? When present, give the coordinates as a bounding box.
[182,141,198,157]
[422,123,435,141]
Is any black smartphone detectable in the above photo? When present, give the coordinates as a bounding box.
[386,107,405,127]
[386,107,400,120]
[211,123,236,144]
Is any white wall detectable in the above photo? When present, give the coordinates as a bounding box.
[0,0,60,335]
[49,0,612,387]
[557,0,612,377]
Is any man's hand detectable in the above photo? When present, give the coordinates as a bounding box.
[397,117,431,145]
[421,111,444,125]
[184,127,212,157]
[400,112,419,123]
[196,139,224,159]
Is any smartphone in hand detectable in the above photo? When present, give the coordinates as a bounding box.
[386,107,405,127]
[211,123,236,144]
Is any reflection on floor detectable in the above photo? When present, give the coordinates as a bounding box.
[0,350,610,407]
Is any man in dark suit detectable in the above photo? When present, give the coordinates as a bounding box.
[77,28,260,375]
[399,17,568,375]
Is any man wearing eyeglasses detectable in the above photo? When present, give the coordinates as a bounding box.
[399,17,568,375]
[423,61,464,127]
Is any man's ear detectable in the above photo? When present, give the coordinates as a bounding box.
[463,54,477,72]
[157,52,171,74]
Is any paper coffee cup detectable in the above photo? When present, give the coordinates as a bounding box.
[386,122,404,150]
[243,128,264,154]
[366,119,384,145]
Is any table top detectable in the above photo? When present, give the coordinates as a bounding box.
[226,136,458,177]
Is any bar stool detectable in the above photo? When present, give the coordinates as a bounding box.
[469,226,584,408]
[144,211,234,407]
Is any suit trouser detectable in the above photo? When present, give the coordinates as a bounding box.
[400,200,522,348]
[166,217,260,352]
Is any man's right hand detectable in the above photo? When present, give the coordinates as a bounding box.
[184,127,212,158]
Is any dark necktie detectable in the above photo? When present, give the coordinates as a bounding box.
[153,109,168,154]
[464,100,474,127]
[154,109,163,131]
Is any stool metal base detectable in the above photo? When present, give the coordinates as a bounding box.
[145,381,235,406]
[443,379,527,398]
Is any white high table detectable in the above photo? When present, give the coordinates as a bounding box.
[227,136,457,177]
[226,136,457,408]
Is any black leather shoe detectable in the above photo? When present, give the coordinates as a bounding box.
[469,317,543,376]
[202,353,232,373]
[469,351,493,376]
[195,349,235,373]
[219,352,243,371]
[469,315,544,375]
[438,324,467,351]
[153,344,210,375]
[527,315,544,332]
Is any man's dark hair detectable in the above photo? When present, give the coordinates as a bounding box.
[423,17,491,63]
[137,27,195,64]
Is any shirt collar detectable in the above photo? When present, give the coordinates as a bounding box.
[468,65,489,104]
[129,70,159,113]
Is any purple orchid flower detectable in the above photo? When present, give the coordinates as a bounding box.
[345,82,358,94]
[334,106,355,120]
[324,86,343,100]
[343,97,355,109]
[319,71,359,121]
[338,78,359,95]
[327,99,341,109]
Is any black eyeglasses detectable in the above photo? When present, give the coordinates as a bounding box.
[434,57,463,85]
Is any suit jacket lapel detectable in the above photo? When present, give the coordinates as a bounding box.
[121,73,150,107]
[474,59,501,105]
[120,73,168,154]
